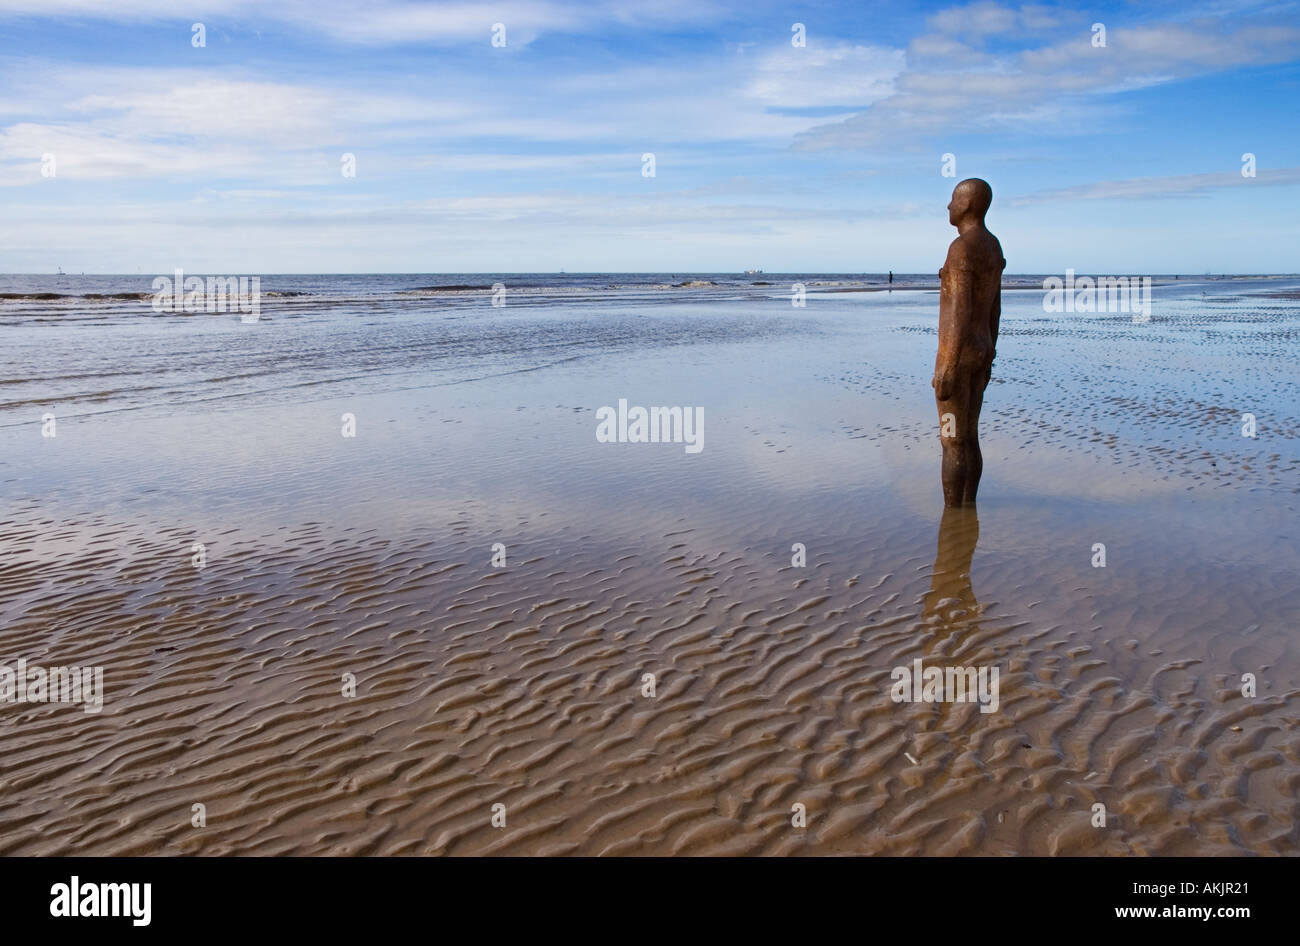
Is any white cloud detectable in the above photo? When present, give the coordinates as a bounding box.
[0,0,727,45]
[0,72,478,184]
[746,44,906,109]
[798,7,1300,149]
[1010,166,1300,204]
[927,1,1021,36]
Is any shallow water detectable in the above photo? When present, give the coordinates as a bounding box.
[1,275,1297,855]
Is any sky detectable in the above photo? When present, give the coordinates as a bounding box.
[0,0,1297,274]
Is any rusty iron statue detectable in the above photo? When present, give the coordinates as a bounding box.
[933,178,1006,506]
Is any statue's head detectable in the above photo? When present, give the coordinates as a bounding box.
[948,178,992,227]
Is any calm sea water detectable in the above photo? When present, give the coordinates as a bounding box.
[1,272,1296,427]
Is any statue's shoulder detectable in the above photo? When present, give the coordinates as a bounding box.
[951,229,1005,271]
[946,234,977,270]
[989,231,1006,268]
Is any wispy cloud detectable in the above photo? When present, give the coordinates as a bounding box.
[798,5,1300,149]
[0,0,728,45]
[0,71,472,184]
[1011,166,1300,204]
[746,44,906,110]
[0,1,1297,271]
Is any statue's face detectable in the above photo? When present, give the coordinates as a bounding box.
[948,188,968,226]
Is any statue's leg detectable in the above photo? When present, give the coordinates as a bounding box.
[938,387,970,507]
[962,365,991,504]
[940,438,967,506]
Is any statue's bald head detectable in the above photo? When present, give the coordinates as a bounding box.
[948,178,992,227]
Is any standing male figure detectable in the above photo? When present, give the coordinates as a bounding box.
[933,178,1005,506]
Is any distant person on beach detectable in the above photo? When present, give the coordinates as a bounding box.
[889,271,893,285]
[933,178,1005,506]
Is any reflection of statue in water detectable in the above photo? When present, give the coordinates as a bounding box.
[922,506,982,633]
[933,178,1005,507]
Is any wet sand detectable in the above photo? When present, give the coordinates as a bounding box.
[1,277,1298,855]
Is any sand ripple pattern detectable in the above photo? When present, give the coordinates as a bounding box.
[1,506,1295,856]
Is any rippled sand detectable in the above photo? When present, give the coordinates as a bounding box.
[1,278,1297,855]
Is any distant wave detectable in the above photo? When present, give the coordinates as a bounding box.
[0,289,310,303]
[403,284,495,292]
[0,275,1291,317]
[0,291,152,301]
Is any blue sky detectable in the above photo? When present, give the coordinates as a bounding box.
[1,0,1298,273]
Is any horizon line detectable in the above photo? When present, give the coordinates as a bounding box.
[4,271,1299,278]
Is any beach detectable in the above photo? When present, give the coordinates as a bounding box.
[1,274,1297,855]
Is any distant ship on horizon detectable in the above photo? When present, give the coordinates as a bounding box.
[744,268,762,275]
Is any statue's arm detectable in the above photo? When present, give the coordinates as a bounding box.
[934,261,975,400]
[992,256,1005,347]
